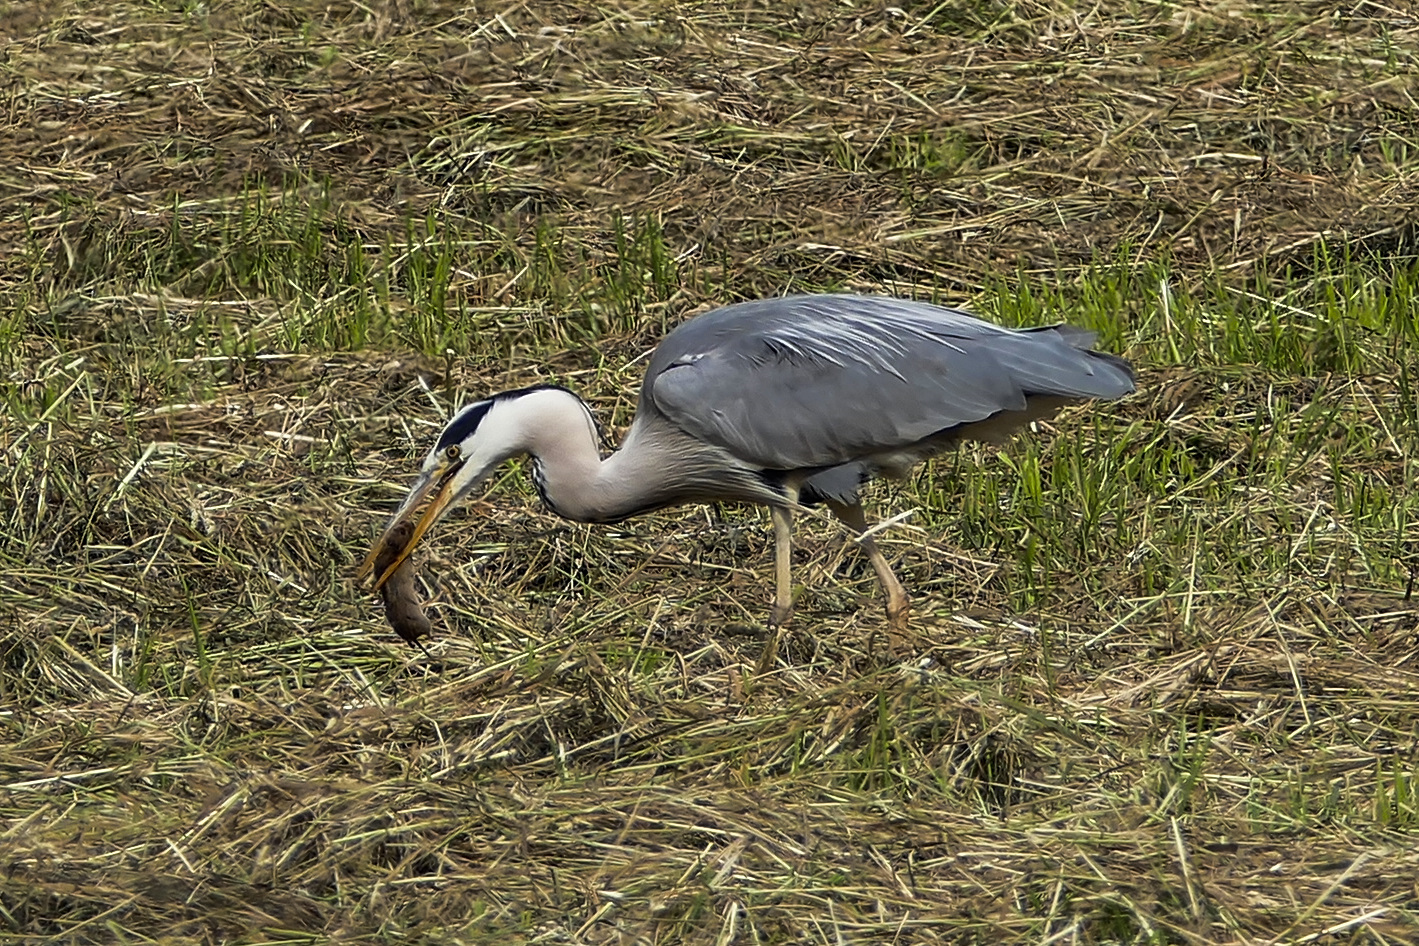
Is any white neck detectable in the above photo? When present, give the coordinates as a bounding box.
[485,388,668,522]
[470,387,779,522]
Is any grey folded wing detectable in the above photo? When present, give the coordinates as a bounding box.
[646,294,1134,473]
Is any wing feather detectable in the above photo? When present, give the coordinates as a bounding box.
[646,294,1134,471]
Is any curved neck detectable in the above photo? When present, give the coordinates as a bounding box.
[506,389,772,523]
[509,390,669,523]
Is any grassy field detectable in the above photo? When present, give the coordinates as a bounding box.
[3,0,1418,942]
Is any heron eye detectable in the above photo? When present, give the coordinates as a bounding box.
[445,445,461,461]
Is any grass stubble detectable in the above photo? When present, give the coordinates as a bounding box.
[1,0,1418,942]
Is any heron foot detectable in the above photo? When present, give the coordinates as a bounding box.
[769,600,794,627]
[759,603,792,674]
[885,594,913,656]
[886,591,911,630]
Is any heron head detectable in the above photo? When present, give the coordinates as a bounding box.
[355,395,518,590]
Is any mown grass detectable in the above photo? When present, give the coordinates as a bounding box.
[2,0,1419,943]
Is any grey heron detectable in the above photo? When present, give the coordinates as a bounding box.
[357,293,1134,638]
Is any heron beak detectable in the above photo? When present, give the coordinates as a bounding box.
[355,459,466,590]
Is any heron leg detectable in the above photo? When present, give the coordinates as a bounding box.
[769,505,795,626]
[827,501,911,633]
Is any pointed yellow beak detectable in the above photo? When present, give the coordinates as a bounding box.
[356,460,465,590]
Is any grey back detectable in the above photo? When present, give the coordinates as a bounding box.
[644,294,1134,471]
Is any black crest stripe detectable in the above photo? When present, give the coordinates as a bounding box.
[435,400,492,452]
[434,384,576,453]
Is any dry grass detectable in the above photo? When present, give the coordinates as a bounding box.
[2,0,1419,943]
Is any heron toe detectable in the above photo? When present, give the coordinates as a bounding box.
[886,593,911,630]
[769,600,794,627]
